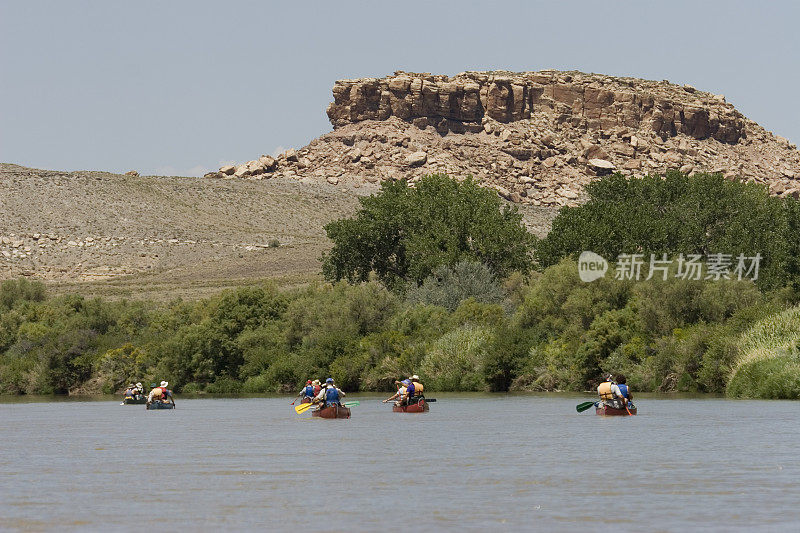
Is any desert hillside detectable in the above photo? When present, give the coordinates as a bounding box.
[0,163,555,297]
[216,70,800,206]
[0,164,363,298]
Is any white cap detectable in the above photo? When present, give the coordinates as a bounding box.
[160,381,168,388]
[411,375,420,380]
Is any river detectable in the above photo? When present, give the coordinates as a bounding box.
[1,394,798,532]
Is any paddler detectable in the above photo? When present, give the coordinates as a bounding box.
[615,374,633,407]
[293,380,316,403]
[383,379,408,405]
[597,374,630,410]
[314,377,345,408]
[146,380,176,408]
[123,384,136,401]
[407,375,424,404]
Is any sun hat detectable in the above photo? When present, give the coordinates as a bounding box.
[160,381,168,388]
[135,382,142,388]
[401,379,411,386]
[410,375,420,381]
[326,378,334,383]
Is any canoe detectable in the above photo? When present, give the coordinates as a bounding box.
[123,396,146,405]
[595,403,637,416]
[146,401,175,410]
[311,404,351,419]
[392,398,429,413]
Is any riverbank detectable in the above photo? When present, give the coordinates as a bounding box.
[2,272,799,399]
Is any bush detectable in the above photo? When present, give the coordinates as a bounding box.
[727,305,800,398]
[421,325,493,391]
[323,174,534,291]
[536,171,799,290]
[0,278,46,311]
[406,260,505,311]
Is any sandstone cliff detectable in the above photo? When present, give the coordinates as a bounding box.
[214,70,800,206]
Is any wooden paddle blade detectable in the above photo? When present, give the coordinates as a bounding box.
[576,401,596,413]
[295,402,315,414]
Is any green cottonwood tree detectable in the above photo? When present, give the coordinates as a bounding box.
[322,174,535,291]
[535,171,799,290]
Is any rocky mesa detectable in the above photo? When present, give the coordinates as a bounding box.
[213,70,800,206]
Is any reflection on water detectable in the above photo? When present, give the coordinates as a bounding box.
[1,394,799,531]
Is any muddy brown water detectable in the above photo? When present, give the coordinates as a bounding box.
[1,394,798,531]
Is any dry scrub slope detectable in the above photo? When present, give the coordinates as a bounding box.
[0,163,555,299]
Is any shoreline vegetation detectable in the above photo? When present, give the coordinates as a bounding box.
[1,172,799,399]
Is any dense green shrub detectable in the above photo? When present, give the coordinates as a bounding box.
[536,171,800,290]
[421,325,493,391]
[323,174,535,291]
[727,305,800,398]
[406,260,505,311]
[0,278,46,311]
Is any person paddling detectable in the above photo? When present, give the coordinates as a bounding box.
[406,375,424,405]
[597,374,631,410]
[383,380,408,405]
[293,380,316,404]
[615,374,633,407]
[314,377,345,408]
[123,384,136,401]
[147,381,176,408]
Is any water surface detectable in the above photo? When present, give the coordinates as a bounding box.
[1,394,798,531]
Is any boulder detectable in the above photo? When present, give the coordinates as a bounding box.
[588,158,615,170]
[125,170,139,177]
[258,155,277,171]
[219,165,236,176]
[588,159,616,175]
[584,145,610,160]
[405,151,428,167]
[284,149,299,162]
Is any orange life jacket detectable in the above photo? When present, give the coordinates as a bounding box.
[597,381,615,400]
[410,382,424,396]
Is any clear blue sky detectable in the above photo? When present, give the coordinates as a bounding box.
[1,0,798,176]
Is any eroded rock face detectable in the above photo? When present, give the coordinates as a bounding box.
[214,70,800,207]
[327,71,746,143]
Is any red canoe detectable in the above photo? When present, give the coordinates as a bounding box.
[595,403,637,416]
[311,405,351,419]
[392,399,430,413]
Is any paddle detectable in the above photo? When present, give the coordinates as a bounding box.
[342,401,359,407]
[576,401,596,413]
[423,398,436,402]
[295,402,316,414]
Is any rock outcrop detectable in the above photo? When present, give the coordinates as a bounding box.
[326,71,745,143]
[210,70,800,207]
